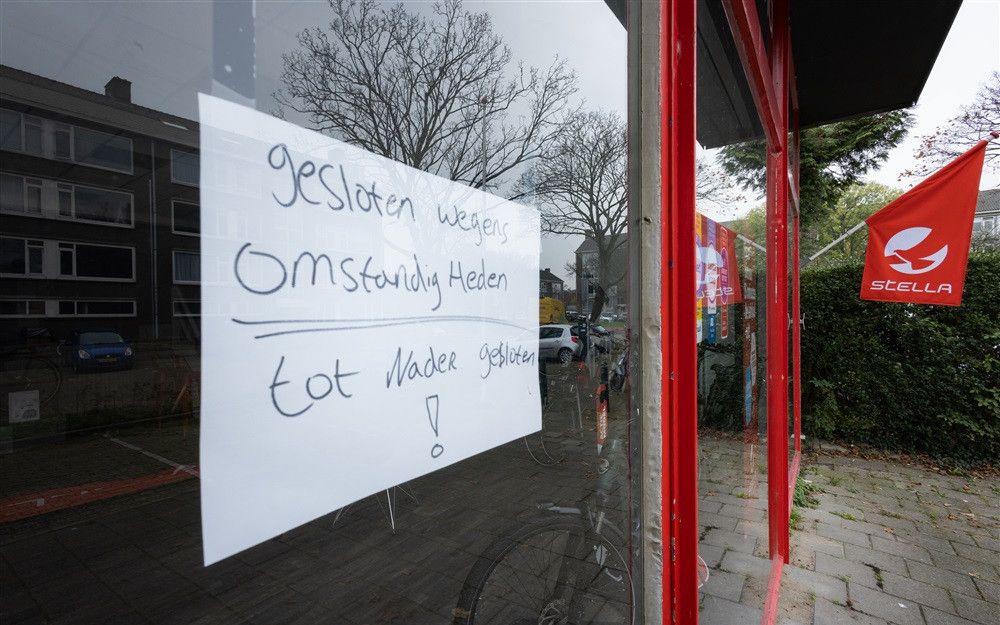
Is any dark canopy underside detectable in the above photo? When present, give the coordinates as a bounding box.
[605,0,962,148]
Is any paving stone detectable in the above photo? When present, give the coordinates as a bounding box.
[699,568,746,603]
[844,544,909,575]
[951,540,1000,568]
[973,577,1000,604]
[899,532,957,556]
[924,606,992,625]
[720,550,773,577]
[878,569,956,614]
[701,528,758,554]
[929,551,1000,581]
[815,552,880,588]
[907,560,983,597]
[780,564,848,603]
[790,531,846,559]
[872,536,934,564]
[814,597,890,625]
[847,583,925,625]
[699,595,762,625]
[699,543,725,569]
[950,592,999,625]
[818,522,873,549]
[699,510,740,532]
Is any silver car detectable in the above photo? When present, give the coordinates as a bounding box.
[538,324,582,363]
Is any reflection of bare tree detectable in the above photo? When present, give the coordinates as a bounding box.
[520,111,626,320]
[274,0,577,190]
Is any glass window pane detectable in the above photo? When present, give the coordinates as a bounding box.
[77,300,133,315]
[27,245,42,274]
[0,300,27,316]
[58,188,73,216]
[73,126,132,172]
[24,181,41,213]
[23,119,43,154]
[54,124,72,159]
[0,237,25,273]
[59,248,73,275]
[0,109,21,151]
[27,300,45,315]
[58,300,74,315]
[74,244,133,279]
[0,173,24,212]
[174,250,200,282]
[73,186,132,224]
[171,149,200,185]
[172,201,199,234]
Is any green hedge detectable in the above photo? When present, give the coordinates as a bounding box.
[801,251,1000,467]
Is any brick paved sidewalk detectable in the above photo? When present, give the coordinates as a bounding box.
[699,444,1000,625]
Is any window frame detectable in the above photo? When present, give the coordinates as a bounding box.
[172,249,201,284]
[57,240,137,283]
[170,148,200,187]
[171,199,200,236]
[0,236,46,278]
[172,299,201,317]
[54,299,137,318]
[0,298,47,318]
[0,107,134,174]
[0,172,135,228]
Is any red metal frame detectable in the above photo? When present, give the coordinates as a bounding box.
[721,0,784,149]
[661,0,700,621]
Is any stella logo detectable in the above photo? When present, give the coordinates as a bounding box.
[884,227,948,275]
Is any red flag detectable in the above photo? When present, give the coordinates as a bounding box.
[861,140,987,306]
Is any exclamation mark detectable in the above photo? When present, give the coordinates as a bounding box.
[426,395,443,458]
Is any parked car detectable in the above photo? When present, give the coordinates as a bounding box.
[60,330,134,372]
[538,324,582,363]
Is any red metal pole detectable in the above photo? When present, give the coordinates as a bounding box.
[661,0,699,621]
[765,0,790,564]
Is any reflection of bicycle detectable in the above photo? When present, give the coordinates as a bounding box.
[0,347,62,416]
[454,385,635,625]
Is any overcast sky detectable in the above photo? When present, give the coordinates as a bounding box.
[1,0,997,283]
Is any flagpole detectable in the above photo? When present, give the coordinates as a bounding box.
[809,131,997,265]
[807,220,867,263]
[738,233,766,253]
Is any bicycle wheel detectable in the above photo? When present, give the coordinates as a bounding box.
[0,354,62,414]
[453,514,634,625]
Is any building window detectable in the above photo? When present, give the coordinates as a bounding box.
[0,173,133,226]
[0,299,46,317]
[172,300,201,317]
[0,237,44,276]
[0,109,22,151]
[0,108,133,173]
[72,185,132,225]
[57,242,135,280]
[172,200,200,235]
[171,149,199,186]
[73,126,133,173]
[173,250,200,283]
[55,300,135,317]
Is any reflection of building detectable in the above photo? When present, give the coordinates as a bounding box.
[539,267,564,296]
[0,65,200,342]
[974,188,999,247]
[574,236,624,314]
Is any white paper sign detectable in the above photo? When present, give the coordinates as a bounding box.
[197,94,541,565]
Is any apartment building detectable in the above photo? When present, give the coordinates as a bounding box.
[0,65,201,343]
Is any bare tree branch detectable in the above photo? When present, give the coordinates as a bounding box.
[517,110,626,320]
[274,0,578,190]
[903,71,1000,179]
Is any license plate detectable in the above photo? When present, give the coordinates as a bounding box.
[99,357,117,363]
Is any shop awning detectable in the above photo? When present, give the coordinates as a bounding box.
[605,0,962,148]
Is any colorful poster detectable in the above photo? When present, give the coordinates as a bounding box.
[696,213,743,344]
